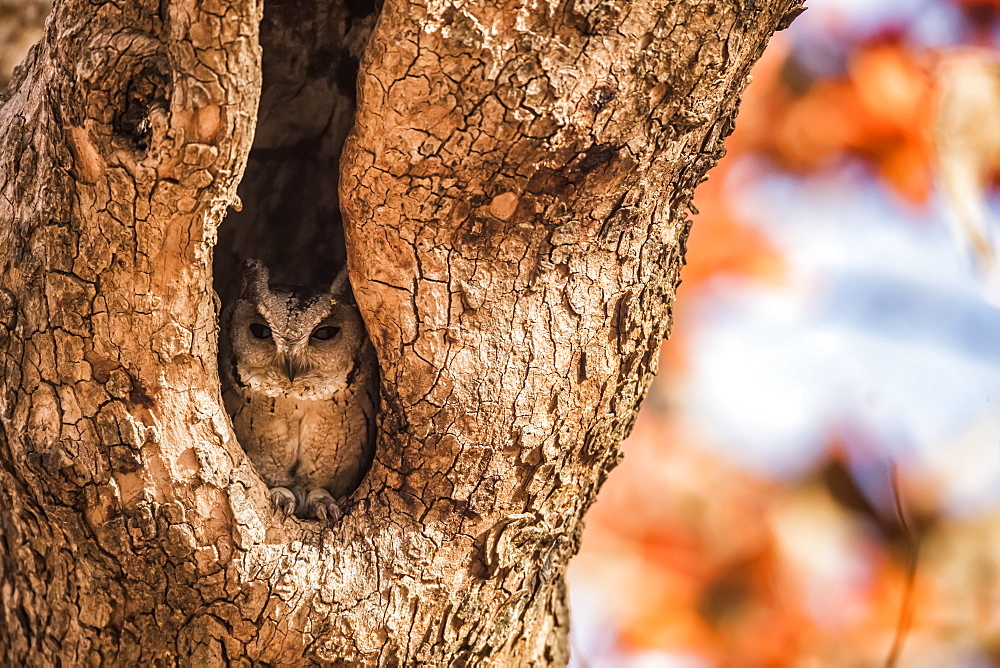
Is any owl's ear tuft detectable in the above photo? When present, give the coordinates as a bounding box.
[329,266,354,302]
[241,259,271,300]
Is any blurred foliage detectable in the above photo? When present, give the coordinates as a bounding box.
[734,38,933,204]
[571,1,1000,665]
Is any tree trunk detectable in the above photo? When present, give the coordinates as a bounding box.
[0,0,802,664]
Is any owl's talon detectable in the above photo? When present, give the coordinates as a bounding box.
[270,486,298,518]
[314,502,342,523]
[306,489,342,523]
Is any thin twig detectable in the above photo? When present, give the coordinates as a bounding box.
[885,462,920,668]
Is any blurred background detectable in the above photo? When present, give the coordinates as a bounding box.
[5,0,1000,664]
[570,0,1000,665]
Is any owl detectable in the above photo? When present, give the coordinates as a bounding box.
[219,259,379,521]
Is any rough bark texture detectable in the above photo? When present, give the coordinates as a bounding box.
[0,0,802,664]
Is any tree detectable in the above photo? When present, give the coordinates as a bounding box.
[0,0,803,663]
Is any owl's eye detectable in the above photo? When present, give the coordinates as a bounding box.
[249,323,272,339]
[311,326,340,341]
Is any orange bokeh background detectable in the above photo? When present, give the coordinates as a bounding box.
[570,3,1000,665]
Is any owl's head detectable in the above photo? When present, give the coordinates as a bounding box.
[226,259,369,400]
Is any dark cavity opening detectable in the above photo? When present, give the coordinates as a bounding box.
[113,64,170,152]
[213,0,379,304]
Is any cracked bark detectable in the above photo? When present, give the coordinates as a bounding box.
[0,0,802,664]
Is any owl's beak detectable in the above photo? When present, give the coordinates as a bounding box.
[282,356,301,382]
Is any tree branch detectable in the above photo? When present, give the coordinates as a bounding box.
[0,0,800,663]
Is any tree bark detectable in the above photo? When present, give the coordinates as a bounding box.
[0,0,802,664]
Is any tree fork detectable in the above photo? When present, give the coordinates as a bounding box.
[0,0,802,664]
